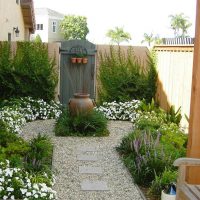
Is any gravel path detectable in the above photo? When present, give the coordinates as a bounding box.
[22,119,144,200]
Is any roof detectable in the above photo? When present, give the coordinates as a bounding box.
[20,0,36,33]
[35,8,64,18]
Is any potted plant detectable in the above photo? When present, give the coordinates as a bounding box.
[161,183,176,200]
[76,53,83,64]
[149,169,177,200]
[82,56,88,64]
[71,56,77,64]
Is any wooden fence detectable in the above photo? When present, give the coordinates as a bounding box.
[154,45,194,130]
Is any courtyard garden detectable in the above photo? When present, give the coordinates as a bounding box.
[0,41,187,200]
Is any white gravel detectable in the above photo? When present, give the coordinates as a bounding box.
[22,119,145,200]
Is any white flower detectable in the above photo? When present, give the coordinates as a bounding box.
[10,195,15,200]
[41,193,47,197]
[26,192,32,197]
[7,187,14,192]
[5,168,13,177]
[0,177,5,182]
[33,183,39,190]
[20,188,27,194]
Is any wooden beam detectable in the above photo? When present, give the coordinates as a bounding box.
[154,45,194,52]
[186,0,200,184]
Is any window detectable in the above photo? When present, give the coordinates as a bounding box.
[36,24,43,30]
[52,21,57,33]
[16,0,20,4]
[8,33,11,42]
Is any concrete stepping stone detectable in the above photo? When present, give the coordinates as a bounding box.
[77,154,98,161]
[77,146,97,152]
[81,180,109,191]
[79,166,103,174]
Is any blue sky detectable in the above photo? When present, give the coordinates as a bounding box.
[33,0,196,45]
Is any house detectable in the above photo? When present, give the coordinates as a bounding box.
[31,8,65,42]
[0,0,35,41]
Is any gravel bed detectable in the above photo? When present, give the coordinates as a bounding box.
[22,120,144,200]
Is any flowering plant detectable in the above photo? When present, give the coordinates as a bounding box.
[0,97,62,134]
[95,100,141,122]
[0,160,57,200]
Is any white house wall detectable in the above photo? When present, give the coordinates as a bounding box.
[0,0,25,41]
[32,8,65,42]
[48,17,64,42]
[34,15,49,42]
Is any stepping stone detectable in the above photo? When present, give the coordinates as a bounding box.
[81,180,109,191]
[77,155,98,161]
[77,146,97,152]
[79,166,103,174]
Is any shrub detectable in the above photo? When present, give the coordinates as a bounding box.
[24,134,53,172]
[98,46,157,103]
[0,128,29,168]
[55,109,108,136]
[118,131,173,186]
[0,41,58,101]
[134,111,166,133]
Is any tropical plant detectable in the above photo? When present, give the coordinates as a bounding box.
[60,15,89,40]
[141,33,162,47]
[169,13,192,37]
[106,27,131,45]
[166,105,182,125]
[141,33,155,47]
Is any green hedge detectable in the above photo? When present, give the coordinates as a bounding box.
[0,42,57,101]
[98,46,157,103]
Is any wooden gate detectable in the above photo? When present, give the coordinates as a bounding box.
[59,40,96,105]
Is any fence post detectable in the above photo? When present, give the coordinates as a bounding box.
[186,0,200,184]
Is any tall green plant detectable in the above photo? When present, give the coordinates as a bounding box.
[0,42,11,70]
[0,42,58,101]
[98,46,157,103]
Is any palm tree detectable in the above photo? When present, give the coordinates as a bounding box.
[141,33,162,47]
[106,27,131,45]
[169,13,192,37]
[141,33,154,47]
[181,18,192,37]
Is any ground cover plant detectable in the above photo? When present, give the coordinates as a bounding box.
[55,108,108,136]
[95,100,140,122]
[0,97,61,199]
[98,46,157,103]
[0,41,57,101]
[0,97,62,134]
[0,120,57,199]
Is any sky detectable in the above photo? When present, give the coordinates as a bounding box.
[33,0,197,45]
